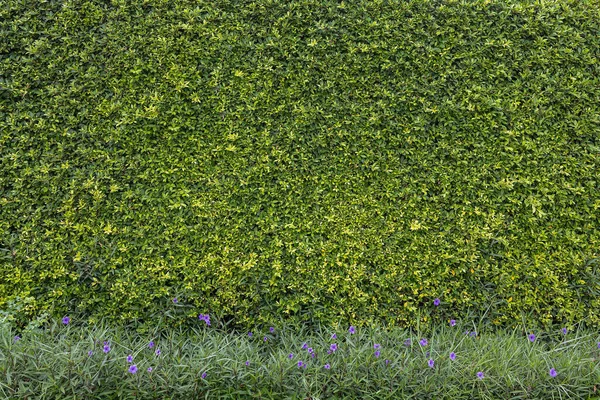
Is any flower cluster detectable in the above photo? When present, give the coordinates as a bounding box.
[198,314,211,326]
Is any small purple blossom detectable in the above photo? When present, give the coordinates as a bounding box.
[374,343,381,349]
[148,341,155,349]
[298,361,304,368]
[450,352,456,361]
[428,359,434,368]
[88,350,93,357]
[385,359,390,366]
[597,342,600,349]
[374,350,381,358]
[302,343,308,350]
[288,353,294,359]
[248,332,253,337]
[173,297,178,303]
[129,365,138,374]
[470,331,477,337]
[450,319,456,327]
[349,326,356,334]
[13,335,20,343]
[62,316,70,325]
[270,327,275,333]
[561,327,567,334]
[419,338,428,347]
[477,371,484,379]
[528,333,536,343]
[104,341,109,345]
[155,349,161,356]
[245,361,250,366]
[549,368,557,377]
[310,352,316,358]
[127,355,133,363]
[201,372,207,379]
[433,298,440,306]
[324,363,330,369]
[103,344,111,353]
[264,336,268,342]
[307,348,313,354]
[404,339,412,347]
[147,367,153,373]
[331,333,337,339]
[198,314,210,326]
[330,343,337,352]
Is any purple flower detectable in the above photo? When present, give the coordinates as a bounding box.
[201,372,207,379]
[428,359,434,368]
[331,333,337,339]
[349,326,356,334]
[248,332,253,337]
[127,355,133,363]
[62,316,70,325]
[198,314,210,326]
[324,363,330,369]
[549,368,557,377]
[245,361,250,366]
[307,347,313,354]
[450,319,456,327]
[270,327,275,333]
[104,341,110,345]
[327,350,332,354]
[419,338,428,347]
[330,343,337,352]
[173,298,178,303]
[297,361,304,368]
[528,333,536,343]
[433,298,440,306]
[561,327,567,334]
[311,352,316,358]
[597,342,600,349]
[88,350,93,357]
[147,367,153,373]
[13,335,20,343]
[103,344,111,353]
[264,336,268,342]
[288,353,294,359]
[155,349,161,356]
[470,331,477,337]
[450,352,456,361]
[129,365,138,374]
[404,339,412,347]
[385,359,390,366]
[374,350,380,358]
[302,343,308,350]
[374,343,381,349]
[477,371,484,379]
[148,341,155,349]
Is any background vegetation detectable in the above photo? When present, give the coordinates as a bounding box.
[1,0,599,332]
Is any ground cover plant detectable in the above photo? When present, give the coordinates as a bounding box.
[2,310,600,399]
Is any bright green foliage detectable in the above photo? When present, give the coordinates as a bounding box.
[0,0,599,331]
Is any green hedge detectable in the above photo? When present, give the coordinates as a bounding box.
[1,0,599,331]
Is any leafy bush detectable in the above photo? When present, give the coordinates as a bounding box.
[1,0,599,331]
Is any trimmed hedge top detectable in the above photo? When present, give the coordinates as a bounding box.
[1,0,599,331]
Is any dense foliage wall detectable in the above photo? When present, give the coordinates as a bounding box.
[1,0,599,331]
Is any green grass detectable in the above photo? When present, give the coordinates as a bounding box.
[2,315,600,399]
